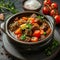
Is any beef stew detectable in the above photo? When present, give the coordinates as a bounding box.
[9,14,51,42]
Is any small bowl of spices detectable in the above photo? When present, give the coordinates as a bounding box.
[23,0,42,12]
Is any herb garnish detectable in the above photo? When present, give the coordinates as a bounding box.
[37,15,44,19]
[44,32,46,35]
[44,39,59,56]
[26,23,32,29]
[20,34,26,40]
[0,0,18,14]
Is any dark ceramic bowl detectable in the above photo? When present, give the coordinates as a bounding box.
[22,0,42,12]
[0,11,55,51]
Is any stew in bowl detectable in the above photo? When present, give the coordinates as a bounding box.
[9,13,51,42]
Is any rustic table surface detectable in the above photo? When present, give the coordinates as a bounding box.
[0,0,60,60]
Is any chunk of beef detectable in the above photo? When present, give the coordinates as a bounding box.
[25,37,31,42]
[30,14,37,18]
[40,22,49,31]
[32,23,40,32]
[35,18,42,25]
[9,22,19,31]
[18,19,26,25]
[40,35,45,40]
[25,29,32,36]
[15,17,19,21]
[46,28,51,35]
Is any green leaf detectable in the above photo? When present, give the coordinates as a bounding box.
[26,23,32,29]
[44,32,46,35]
[20,35,26,40]
[47,51,51,56]
[37,15,44,19]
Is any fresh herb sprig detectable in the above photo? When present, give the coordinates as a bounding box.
[37,15,44,20]
[44,39,59,56]
[0,0,18,14]
[20,34,26,40]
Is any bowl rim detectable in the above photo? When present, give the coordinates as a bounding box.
[5,11,54,45]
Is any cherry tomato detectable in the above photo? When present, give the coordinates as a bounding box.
[51,3,58,9]
[31,37,38,42]
[48,6,52,11]
[42,6,50,15]
[54,15,60,24]
[44,0,52,6]
[17,34,21,38]
[33,30,41,38]
[50,9,58,16]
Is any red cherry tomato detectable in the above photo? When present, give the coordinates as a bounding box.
[42,6,50,15]
[31,37,38,42]
[54,15,60,24]
[33,30,41,38]
[44,0,52,6]
[51,3,58,9]
[17,34,21,38]
[50,9,58,16]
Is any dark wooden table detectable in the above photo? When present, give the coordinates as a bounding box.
[0,0,60,60]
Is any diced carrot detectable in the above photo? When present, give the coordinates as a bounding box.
[18,20,21,24]
[28,18,36,24]
[14,28,21,35]
[31,20,35,24]
[29,18,35,21]
[40,30,44,35]
[33,23,39,27]
[22,17,28,20]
